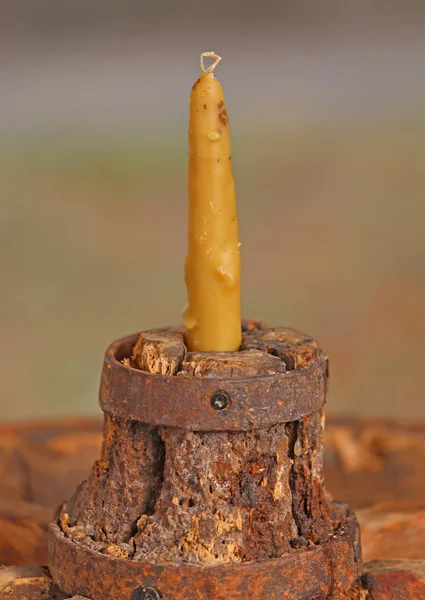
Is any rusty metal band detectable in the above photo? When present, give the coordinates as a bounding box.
[48,511,360,600]
[99,334,328,431]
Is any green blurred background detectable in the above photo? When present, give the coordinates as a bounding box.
[1,2,424,420]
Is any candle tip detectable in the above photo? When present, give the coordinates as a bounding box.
[200,51,222,75]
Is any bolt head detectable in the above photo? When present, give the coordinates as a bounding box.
[210,390,230,411]
[131,585,161,600]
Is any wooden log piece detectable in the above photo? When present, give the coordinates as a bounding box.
[0,565,69,600]
[325,416,425,509]
[357,500,425,562]
[361,559,425,599]
[58,321,348,567]
[2,416,425,567]
[0,418,101,566]
[338,559,425,599]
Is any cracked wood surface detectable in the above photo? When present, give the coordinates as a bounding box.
[1,415,425,597]
[1,416,425,566]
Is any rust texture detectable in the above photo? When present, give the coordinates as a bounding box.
[60,416,164,550]
[58,409,352,566]
[46,320,361,598]
[5,559,425,600]
[59,321,339,563]
[49,514,359,600]
[100,320,328,431]
[360,559,425,599]
[131,410,346,564]
[336,559,425,599]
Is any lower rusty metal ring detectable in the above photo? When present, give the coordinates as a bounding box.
[99,334,328,431]
[48,508,360,600]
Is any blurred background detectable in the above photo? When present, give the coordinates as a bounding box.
[1,2,424,421]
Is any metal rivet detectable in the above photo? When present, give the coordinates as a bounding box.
[210,390,230,411]
[131,586,161,600]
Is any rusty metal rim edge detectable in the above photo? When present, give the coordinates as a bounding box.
[48,510,360,600]
[99,333,328,431]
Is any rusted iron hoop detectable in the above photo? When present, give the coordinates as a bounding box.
[99,333,328,431]
[48,510,360,600]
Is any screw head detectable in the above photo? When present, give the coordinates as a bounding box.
[210,390,230,411]
[131,585,161,600]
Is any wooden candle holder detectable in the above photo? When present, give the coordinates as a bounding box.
[47,319,360,599]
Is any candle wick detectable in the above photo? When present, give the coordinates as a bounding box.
[200,51,222,75]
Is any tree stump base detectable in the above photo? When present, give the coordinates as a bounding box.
[45,320,360,599]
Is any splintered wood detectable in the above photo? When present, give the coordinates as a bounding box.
[0,565,69,599]
[131,331,186,375]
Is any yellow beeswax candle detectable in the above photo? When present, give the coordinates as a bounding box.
[183,52,241,352]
